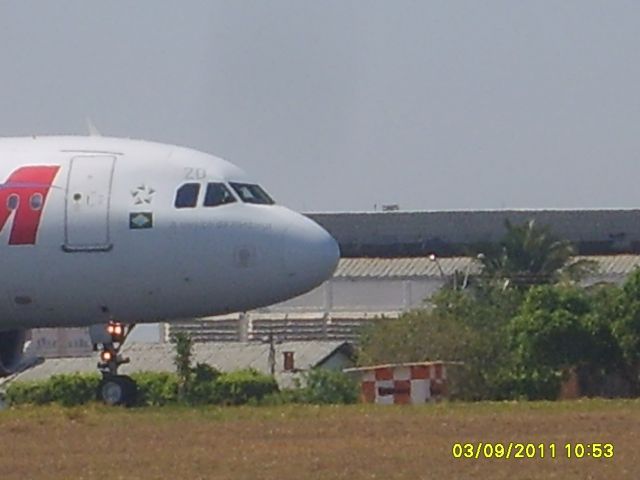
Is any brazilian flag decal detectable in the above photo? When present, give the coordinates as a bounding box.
[129,212,153,229]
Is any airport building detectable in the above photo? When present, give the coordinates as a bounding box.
[26,209,640,357]
[309,209,640,257]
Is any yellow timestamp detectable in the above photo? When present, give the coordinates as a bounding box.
[451,442,614,460]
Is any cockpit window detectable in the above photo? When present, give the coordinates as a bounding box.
[204,183,236,207]
[174,183,200,208]
[229,182,275,205]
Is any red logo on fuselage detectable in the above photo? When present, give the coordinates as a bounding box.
[0,166,60,245]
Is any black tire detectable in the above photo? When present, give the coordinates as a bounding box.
[97,375,137,407]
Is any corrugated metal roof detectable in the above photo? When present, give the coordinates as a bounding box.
[344,361,459,373]
[331,255,640,279]
[207,311,401,321]
[334,256,480,278]
[11,341,352,389]
[583,254,640,275]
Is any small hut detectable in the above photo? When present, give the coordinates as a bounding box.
[344,361,449,404]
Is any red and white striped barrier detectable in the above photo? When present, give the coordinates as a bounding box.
[346,362,448,404]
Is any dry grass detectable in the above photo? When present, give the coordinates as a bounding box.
[0,400,638,480]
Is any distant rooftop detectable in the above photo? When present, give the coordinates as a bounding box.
[333,254,640,279]
[306,209,640,257]
[11,341,355,389]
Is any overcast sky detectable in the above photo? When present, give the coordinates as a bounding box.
[1,1,639,212]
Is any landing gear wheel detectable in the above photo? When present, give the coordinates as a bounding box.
[97,375,137,407]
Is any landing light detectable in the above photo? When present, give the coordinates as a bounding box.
[107,322,125,339]
[100,350,113,362]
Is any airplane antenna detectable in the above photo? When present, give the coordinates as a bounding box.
[86,117,101,137]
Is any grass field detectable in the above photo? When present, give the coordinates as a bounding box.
[0,400,638,480]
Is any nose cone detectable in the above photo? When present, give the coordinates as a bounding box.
[283,215,340,293]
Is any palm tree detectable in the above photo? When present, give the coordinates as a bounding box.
[480,219,595,286]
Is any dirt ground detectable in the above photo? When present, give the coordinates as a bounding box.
[0,400,638,480]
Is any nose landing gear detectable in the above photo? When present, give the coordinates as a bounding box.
[90,321,137,406]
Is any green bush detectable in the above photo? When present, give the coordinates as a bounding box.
[259,389,307,406]
[6,372,178,407]
[185,363,223,404]
[6,373,100,406]
[5,367,281,407]
[214,369,279,405]
[49,373,101,406]
[300,369,359,404]
[5,380,50,405]
[187,379,221,405]
[192,363,221,383]
[131,372,179,406]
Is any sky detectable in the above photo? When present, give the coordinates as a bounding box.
[1,1,640,212]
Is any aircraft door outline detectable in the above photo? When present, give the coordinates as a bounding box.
[63,155,116,252]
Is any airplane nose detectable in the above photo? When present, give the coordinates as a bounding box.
[283,214,340,291]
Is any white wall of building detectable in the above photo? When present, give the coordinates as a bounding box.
[266,277,445,314]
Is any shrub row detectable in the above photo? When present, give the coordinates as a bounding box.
[4,368,358,407]
[262,369,359,405]
[5,373,101,407]
[5,369,279,407]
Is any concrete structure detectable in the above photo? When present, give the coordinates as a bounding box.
[12,341,355,389]
[345,362,449,404]
[169,311,399,344]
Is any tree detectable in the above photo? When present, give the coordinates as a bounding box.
[358,286,523,400]
[479,219,595,287]
[585,284,627,375]
[510,286,593,368]
[171,332,193,401]
[507,284,626,399]
[301,369,359,404]
[610,269,640,392]
[506,286,589,399]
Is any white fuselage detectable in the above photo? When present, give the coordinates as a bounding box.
[0,136,339,330]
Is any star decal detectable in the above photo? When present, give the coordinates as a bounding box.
[131,184,155,205]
